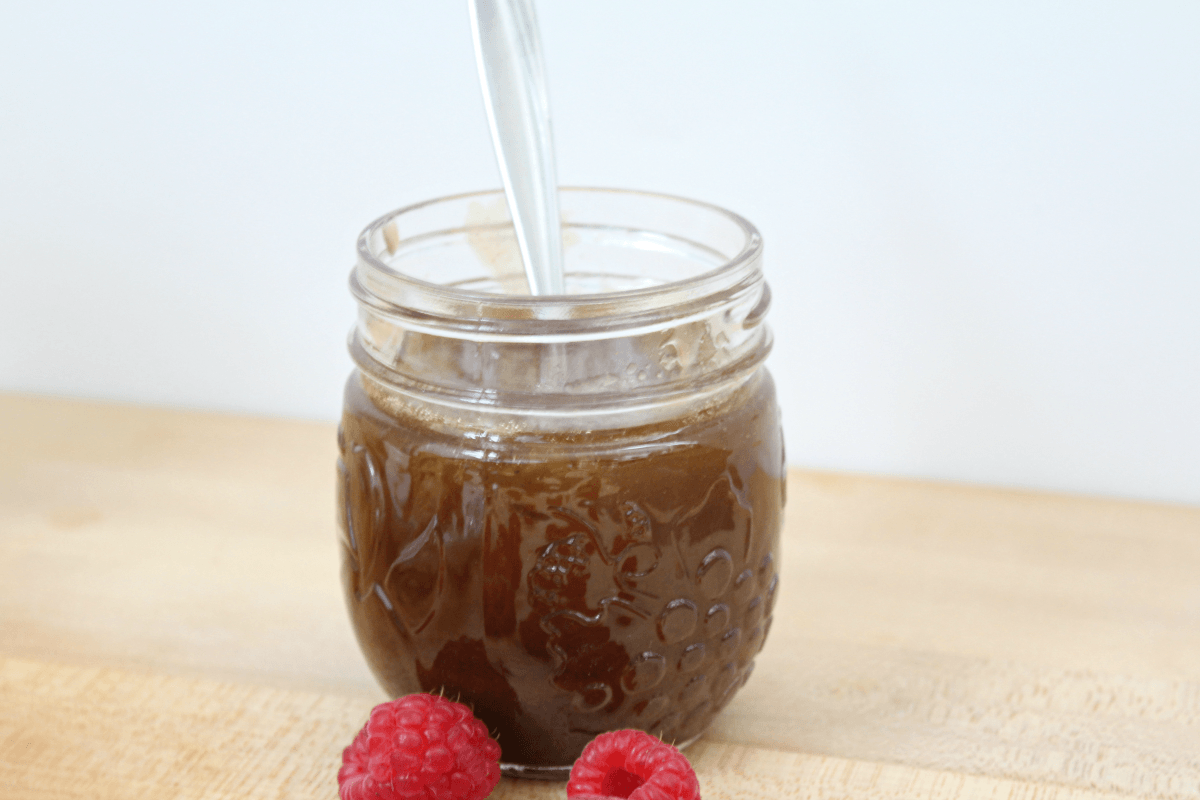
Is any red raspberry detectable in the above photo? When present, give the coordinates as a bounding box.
[567,730,700,800]
[338,693,501,800]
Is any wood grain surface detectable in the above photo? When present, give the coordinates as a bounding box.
[1,393,1198,799]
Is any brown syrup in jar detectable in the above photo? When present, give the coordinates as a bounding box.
[337,370,785,767]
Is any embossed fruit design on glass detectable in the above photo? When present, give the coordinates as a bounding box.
[337,188,785,776]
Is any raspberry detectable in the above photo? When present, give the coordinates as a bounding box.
[338,693,501,800]
[567,730,700,800]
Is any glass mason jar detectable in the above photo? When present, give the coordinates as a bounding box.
[337,188,785,777]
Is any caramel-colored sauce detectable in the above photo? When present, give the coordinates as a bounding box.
[337,371,785,767]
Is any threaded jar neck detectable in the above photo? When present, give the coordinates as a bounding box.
[350,188,771,420]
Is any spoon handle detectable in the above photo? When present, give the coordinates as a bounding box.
[469,0,565,296]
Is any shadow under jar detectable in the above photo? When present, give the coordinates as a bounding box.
[338,188,785,778]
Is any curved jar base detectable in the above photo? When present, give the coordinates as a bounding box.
[499,733,703,781]
[339,370,785,766]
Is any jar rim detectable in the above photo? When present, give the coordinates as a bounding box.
[352,187,764,334]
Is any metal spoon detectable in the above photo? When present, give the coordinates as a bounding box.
[468,0,565,296]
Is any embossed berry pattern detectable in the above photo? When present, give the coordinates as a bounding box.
[516,501,776,743]
[337,372,786,766]
[616,544,777,743]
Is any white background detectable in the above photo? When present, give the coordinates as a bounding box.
[2,1,1198,505]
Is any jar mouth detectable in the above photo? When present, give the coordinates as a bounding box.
[349,187,771,418]
[353,187,764,337]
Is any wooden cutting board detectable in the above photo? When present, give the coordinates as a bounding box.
[2,393,1198,799]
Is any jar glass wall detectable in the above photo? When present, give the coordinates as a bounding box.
[338,188,785,776]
